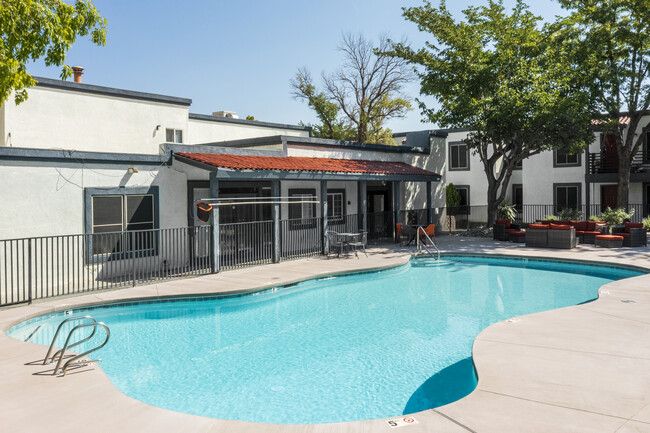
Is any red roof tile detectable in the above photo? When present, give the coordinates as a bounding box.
[176,152,440,177]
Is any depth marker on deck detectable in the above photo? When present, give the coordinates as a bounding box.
[386,416,418,428]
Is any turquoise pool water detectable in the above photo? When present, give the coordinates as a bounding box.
[8,256,643,424]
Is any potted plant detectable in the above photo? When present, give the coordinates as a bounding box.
[600,207,635,234]
[446,183,461,231]
[497,200,517,222]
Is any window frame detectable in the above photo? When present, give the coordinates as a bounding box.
[84,186,160,263]
[553,183,581,214]
[165,128,183,144]
[288,188,317,229]
[512,184,523,213]
[326,189,346,224]
[553,149,581,167]
[454,185,470,207]
[448,141,470,171]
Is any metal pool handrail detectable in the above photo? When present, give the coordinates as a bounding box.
[416,226,440,260]
[53,321,110,376]
[43,315,97,365]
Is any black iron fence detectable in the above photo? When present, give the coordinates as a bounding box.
[0,226,213,307]
[3,204,647,306]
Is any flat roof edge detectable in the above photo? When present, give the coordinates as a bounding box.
[188,113,311,132]
[0,147,169,165]
[33,76,192,106]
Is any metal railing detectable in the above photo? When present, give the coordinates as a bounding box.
[220,220,273,270]
[0,226,212,307]
[280,217,322,260]
[589,148,649,174]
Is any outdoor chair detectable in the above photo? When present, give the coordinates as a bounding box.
[613,222,647,247]
[493,219,521,241]
[349,231,368,258]
[326,231,343,258]
[547,224,577,249]
[395,223,406,245]
[417,224,436,246]
[525,224,549,247]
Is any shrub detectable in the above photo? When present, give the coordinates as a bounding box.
[600,207,635,227]
[446,183,461,207]
[557,208,583,221]
[588,215,601,221]
[497,200,517,222]
[643,216,650,231]
[542,214,557,221]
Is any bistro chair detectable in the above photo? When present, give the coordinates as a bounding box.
[349,231,368,258]
[326,231,343,258]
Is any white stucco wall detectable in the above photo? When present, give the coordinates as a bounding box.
[2,87,190,154]
[188,118,309,143]
[0,162,188,239]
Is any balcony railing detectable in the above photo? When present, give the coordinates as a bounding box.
[588,148,649,174]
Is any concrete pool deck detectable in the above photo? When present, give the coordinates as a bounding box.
[1,236,650,432]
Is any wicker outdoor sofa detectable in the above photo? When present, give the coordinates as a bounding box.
[493,219,522,241]
[612,222,648,247]
[525,223,578,249]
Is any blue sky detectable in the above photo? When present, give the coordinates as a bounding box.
[28,0,565,133]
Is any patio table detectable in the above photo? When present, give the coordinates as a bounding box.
[337,232,360,257]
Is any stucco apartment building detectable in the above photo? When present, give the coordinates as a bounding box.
[396,119,650,225]
[0,75,446,244]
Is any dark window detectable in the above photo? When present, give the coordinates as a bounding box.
[288,188,317,229]
[327,189,345,223]
[645,183,650,216]
[554,184,581,214]
[86,187,159,261]
[554,149,580,166]
[514,159,523,170]
[449,142,469,170]
[455,186,470,206]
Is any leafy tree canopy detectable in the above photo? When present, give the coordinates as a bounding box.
[0,0,107,104]
[291,34,412,145]
[554,0,650,208]
[387,0,595,224]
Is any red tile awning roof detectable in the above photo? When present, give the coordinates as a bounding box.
[591,116,631,125]
[175,152,440,178]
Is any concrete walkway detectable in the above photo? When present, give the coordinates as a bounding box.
[1,237,650,432]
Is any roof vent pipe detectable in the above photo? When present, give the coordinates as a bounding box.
[72,66,84,83]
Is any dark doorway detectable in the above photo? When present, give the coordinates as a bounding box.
[366,182,393,239]
[601,185,618,212]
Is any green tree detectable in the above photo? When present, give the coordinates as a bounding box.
[0,0,107,104]
[555,0,650,209]
[387,0,594,225]
[291,34,412,144]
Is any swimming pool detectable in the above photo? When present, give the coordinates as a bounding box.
[7,255,643,424]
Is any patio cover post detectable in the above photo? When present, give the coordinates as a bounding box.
[321,180,328,255]
[358,180,367,232]
[427,181,433,225]
[272,180,280,263]
[393,181,401,238]
[209,172,220,273]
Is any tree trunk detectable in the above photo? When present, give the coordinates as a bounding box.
[486,178,500,227]
[616,135,632,209]
[616,157,631,209]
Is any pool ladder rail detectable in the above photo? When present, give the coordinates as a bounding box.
[43,315,110,376]
[416,226,440,260]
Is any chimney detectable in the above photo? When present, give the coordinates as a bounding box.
[72,66,84,83]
